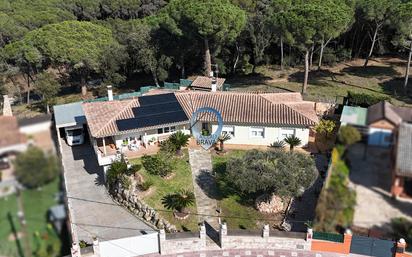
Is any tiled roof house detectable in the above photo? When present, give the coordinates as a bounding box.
[82,91,318,166]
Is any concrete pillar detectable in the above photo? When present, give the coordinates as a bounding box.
[2,95,12,116]
[342,229,353,255]
[199,223,206,249]
[306,228,313,241]
[219,223,227,249]
[71,242,81,257]
[397,238,406,253]
[92,237,100,257]
[262,224,269,238]
[159,229,166,254]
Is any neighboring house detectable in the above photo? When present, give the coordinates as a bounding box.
[366,101,412,147]
[0,116,27,156]
[81,90,319,166]
[18,114,52,134]
[188,76,226,92]
[340,101,412,147]
[391,123,412,198]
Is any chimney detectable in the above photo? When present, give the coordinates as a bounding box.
[211,77,217,92]
[2,95,12,116]
[107,85,113,101]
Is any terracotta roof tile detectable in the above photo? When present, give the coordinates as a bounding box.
[82,91,318,138]
[0,116,27,148]
[190,76,226,90]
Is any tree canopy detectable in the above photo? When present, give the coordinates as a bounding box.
[225,150,317,198]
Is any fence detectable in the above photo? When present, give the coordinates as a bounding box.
[313,231,344,243]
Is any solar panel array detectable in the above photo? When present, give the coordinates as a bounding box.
[116,93,189,131]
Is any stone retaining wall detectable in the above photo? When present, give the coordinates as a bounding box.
[159,225,207,254]
[111,181,177,232]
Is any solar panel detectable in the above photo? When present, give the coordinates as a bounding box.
[116,93,189,131]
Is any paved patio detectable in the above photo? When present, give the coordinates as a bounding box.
[60,139,154,242]
[347,143,412,232]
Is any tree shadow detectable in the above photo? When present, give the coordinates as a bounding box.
[288,69,342,85]
[225,73,273,88]
[379,77,412,105]
[195,169,221,200]
[341,66,400,79]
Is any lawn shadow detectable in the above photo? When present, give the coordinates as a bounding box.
[379,78,412,105]
[288,69,342,86]
[7,212,25,257]
[341,65,400,79]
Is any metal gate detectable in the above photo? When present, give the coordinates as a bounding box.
[350,235,395,257]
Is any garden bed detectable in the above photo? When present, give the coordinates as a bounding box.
[130,150,198,232]
[212,150,286,230]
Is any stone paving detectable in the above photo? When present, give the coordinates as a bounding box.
[188,149,219,229]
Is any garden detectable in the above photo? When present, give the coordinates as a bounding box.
[106,131,320,232]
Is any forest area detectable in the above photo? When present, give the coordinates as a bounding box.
[1,0,412,116]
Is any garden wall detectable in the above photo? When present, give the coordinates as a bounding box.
[311,233,352,254]
[159,226,207,254]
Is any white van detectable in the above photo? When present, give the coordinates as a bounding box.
[65,125,85,146]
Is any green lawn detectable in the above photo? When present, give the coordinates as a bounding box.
[212,150,278,230]
[0,179,62,257]
[130,151,199,232]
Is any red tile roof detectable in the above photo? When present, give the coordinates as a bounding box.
[0,116,27,148]
[190,76,226,90]
[82,92,318,138]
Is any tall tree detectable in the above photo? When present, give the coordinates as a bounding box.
[277,2,328,93]
[315,0,354,70]
[162,0,246,76]
[392,1,412,91]
[358,0,398,67]
[6,21,120,96]
[34,71,60,113]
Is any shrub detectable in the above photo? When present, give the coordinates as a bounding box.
[226,150,317,199]
[314,147,356,232]
[160,139,177,154]
[347,91,390,107]
[14,146,59,189]
[315,119,336,139]
[141,153,174,177]
[338,125,361,147]
[106,159,129,189]
[139,180,153,191]
[270,140,286,149]
[391,218,412,251]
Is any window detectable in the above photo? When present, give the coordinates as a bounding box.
[157,126,177,134]
[250,127,264,138]
[222,126,235,137]
[280,128,295,140]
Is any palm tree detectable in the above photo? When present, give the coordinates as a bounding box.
[169,131,191,155]
[218,133,231,152]
[161,190,195,216]
[284,135,301,151]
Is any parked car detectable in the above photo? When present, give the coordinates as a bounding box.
[65,126,85,146]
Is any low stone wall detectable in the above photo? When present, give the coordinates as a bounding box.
[220,224,310,251]
[111,181,177,232]
[159,225,207,254]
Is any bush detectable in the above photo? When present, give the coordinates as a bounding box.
[141,153,174,177]
[160,139,177,154]
[106,159,129,189]
[14,146,59,189]
[391,218,412,251]
[347,91,390,107]
[338,125,361,147]
[139,180,153,191]
[226,150,317,198]
[315,119,336,139]
[314,147,356,232]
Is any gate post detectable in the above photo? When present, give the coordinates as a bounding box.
[396,238,406,254]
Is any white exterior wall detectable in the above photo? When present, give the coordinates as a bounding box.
[100,233,159,257]
[211,124,310,146]
[19,121,51,134]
